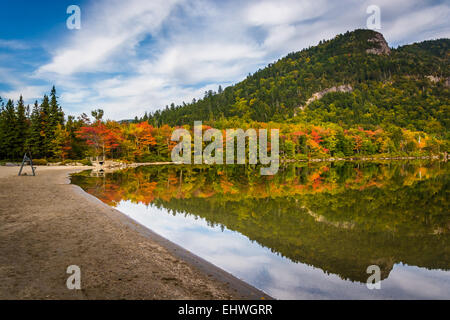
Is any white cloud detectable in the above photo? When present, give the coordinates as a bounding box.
[149,42,265,84]
[263,24,298,49]
[0,85,49,103]
[382,4,450,44]
[37,0,182,76]
[1,0,449,119]
[246,0,328,26]
[61,90,92,104]
[0,39,29,50]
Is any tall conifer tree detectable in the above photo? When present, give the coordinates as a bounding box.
[28,100,43,158]
[40,95,51,158]
[16,95,28,156]
[2,100,17,159]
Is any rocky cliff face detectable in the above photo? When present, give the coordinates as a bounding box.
[296,84,353,113]
[366,32,391,55]
[426,75,450,87]
[305,84,353,106]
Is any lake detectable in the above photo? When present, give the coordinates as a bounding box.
[71,160,450,299]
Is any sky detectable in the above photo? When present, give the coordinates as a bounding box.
[0,0,449,120]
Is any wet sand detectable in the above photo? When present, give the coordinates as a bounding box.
[0,166,270,300]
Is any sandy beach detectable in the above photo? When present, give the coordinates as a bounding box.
[0,165,269,300]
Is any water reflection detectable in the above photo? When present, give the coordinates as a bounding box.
[71,161,450,299]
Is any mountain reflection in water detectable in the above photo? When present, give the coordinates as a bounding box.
[71,161,450,299]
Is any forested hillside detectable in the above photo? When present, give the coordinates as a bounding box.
[146,29,449,136]
[0,29,448,162]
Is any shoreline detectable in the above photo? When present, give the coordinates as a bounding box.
[75,154,446,173]
[0,166,271,299]
[285,154,444,163]
[2,154,444,171]
[70,174,272,300]
[102,155,446,173]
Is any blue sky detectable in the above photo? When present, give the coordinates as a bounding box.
[0,0,449,120]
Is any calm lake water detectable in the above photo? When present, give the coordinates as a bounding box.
[71,161,450,299]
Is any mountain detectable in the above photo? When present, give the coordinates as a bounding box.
[146,29,449,138]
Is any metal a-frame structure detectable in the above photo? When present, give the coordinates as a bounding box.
[18,153,36,176]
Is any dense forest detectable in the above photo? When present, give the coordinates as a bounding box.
[0,29,448,162]
[145,30,449,133]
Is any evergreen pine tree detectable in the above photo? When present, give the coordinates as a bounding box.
[45,86,65,158]
[0,97,5,159]
[50,86,64,125]
[28,100,43,158]
[2,100,17,159]
[16,95,29,157]
[40,95,51,158]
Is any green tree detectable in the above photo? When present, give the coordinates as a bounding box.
[16,95,29,156]
[1,100,18,159]
[0,97,5,159]
[91,109,104,121]
[27,101,43,158]
[40,95,52,157]
[52,124,71,161]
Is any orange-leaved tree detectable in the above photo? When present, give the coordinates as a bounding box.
[76,121,121,160]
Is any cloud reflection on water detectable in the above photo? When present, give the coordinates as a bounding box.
[116,201,450,299]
